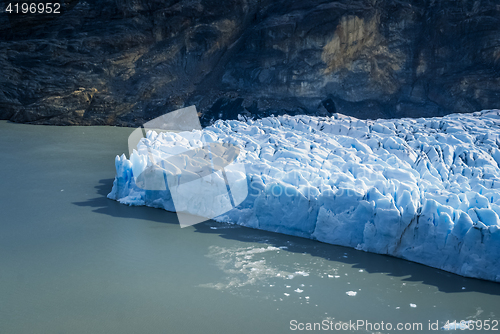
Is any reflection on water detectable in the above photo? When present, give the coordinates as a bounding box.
[200,242,350,305]
[200,245,296,291]
[197,221,500,332]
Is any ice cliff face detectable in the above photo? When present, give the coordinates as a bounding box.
[109,110,500,282]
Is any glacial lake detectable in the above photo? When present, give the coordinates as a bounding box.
[1,120,500,334]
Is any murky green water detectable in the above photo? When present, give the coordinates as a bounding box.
[1,120,499,334]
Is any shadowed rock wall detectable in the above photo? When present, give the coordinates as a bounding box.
[1,0,499,125]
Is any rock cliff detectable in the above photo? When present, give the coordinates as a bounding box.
[1,0,499,125]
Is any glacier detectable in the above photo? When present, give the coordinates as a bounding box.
[108,110,500,282]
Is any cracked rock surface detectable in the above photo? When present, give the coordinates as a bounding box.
[1,0,500,126]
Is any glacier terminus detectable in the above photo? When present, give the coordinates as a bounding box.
[109,109,500,282]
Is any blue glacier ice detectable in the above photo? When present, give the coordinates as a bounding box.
[108,110,500,282]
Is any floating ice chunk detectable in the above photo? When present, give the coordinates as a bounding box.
[442,320,473,330]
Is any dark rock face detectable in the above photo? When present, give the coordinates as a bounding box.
[1,0,499,126]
